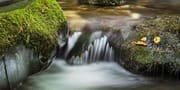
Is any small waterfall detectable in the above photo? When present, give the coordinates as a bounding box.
[69,36,115,65]
[65,32,82,57]
[57,32,82,58]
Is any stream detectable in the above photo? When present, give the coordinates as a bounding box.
[14,0,180,90]
[17,60,180,90]
[16,32,180,90]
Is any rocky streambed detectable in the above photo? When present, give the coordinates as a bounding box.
[0,0,180,89]
[58,0,180,79]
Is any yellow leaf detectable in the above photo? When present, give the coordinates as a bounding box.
[134,41,147,46]
[141,37,147,42]
[154,36,161,44]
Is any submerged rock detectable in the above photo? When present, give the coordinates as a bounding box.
[78,0,128,6]
[0,0,20,6]
[110,15,180,79]
[0,0,66,89]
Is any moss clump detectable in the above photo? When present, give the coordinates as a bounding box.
[0,0,66,61]
[128,46,153,64]
[136,15,180,37]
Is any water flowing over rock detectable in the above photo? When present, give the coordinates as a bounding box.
[69,36,115,64]
[57,31,115,65]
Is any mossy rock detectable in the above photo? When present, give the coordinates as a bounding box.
[78,0,128,6]
[110,15,180,78]
[0,0,66,62]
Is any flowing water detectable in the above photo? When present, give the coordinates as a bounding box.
[17,60,180,90]
[69,35,114,64]
[14,0,180,90]
[58,0,180,32]
[17,60,147,90]
[17,32,180,90]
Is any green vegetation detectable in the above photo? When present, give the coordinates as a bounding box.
[0,0,66,61]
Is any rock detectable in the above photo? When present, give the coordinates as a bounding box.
[0,0,66,89]
[78,0,128,6]
[0,0,20,6]
[136,0,180,10]
[0,46,41,89]
[109,15,180,79]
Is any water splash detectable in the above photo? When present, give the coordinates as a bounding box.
[69,36,115,65]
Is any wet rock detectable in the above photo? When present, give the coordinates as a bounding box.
[78,0,128,6]
[136,0,180,11]
[0,46,40,89]
[0,0,20,7]
[110,15,180,79]
[0,0,66,89]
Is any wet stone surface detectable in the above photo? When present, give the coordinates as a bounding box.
[109,15,180,79]
[0,0,21,7]
[78,0,127,6]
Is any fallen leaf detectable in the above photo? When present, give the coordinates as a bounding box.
[154,36,161,44]
[141,37,147,42]
[134,41,147,46]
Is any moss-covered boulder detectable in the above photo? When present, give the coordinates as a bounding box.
[0,0,66,62]
[78,0,127,6]
[110,15,180,79]
[0,0,66,89]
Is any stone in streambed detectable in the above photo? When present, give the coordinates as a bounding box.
[110,15,180,79]
[78,0,129,6]
[0,0,66,89]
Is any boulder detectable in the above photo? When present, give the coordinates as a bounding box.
[110,15,180,79]
[0,0,66,89]
[78,0,128,6]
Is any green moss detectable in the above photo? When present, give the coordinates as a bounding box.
[129,46,153,64]
[131,15,180,65]
[136,15,180,36]
[0,0,66,61]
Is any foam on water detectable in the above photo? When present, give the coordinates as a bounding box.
[18,60,146,90]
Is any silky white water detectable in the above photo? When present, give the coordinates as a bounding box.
[69,35,115,64]
[18,60,147,90]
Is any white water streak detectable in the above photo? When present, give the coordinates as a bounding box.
[65,32,82,58]
[70,36,115,64]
